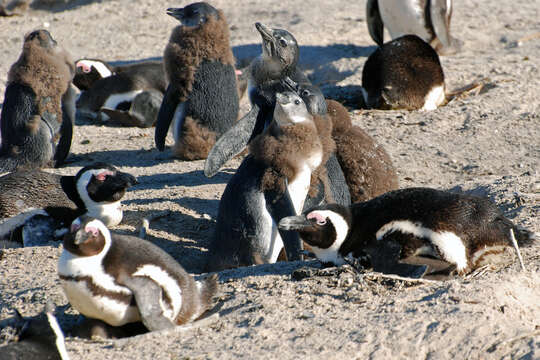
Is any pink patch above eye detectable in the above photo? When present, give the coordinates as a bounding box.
[235,69,242,76]
[307,212,326,225]
[85,225,99,237]
[95,170,114,181]
[76,61,92,73]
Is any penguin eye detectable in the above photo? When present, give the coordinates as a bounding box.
[279,38,287,47]
[301,90,310,97]
[294,99,301,105]
[316,219,327,226]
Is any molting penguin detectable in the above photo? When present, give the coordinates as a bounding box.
[204,22,309,176]
[154,2,239,160]
[75,59,167,128]
[0,303,69,360]
[279,187,537,277]
[366,0,462,55]
[0,163,136,246]
[206,92,330,271]
[298,84,399,203]
[0,29,76,172]
[58,216,218,331]
[362,34,446,111]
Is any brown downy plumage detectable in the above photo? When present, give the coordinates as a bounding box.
[172,116,217,160]
[326,100,399,202]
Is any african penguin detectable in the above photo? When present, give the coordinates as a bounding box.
[154,2,239,160]
[0,163,136,246]
[58,216,218,331]
[0,29,76,172]
[279,187,537,277]
[362,35,446,111]
[366,0,462,56]
[206,91,329,271]
[0,303,69,360]
[75,59,167,128]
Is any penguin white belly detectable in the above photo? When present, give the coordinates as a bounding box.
[60,279,140,326]
[172,102,186,142]
[287,164,313,215]
[378,0,431,41]
[421,85,445,111]
[102,90,143,111]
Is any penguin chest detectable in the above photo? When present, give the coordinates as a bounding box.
[378,0,431,41]
[287,152,322,215]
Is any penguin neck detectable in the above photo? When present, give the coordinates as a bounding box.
[73,178,123,227]
[251,55,295,86]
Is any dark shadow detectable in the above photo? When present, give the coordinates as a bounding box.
[322,84,368,109]
[63,148,178,168]
[31,0,104,13]
[131,170,234,191]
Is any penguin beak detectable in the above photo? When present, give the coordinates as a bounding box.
[167,7,185,21]
[279,216,315,231]
[73,231,86,245]
[255,22,274,41]
[114,171,138,187]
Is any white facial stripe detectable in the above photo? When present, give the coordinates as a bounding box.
[376,220,468,271]
[77,60,113,78]
[102,90,143,111]
[422,85,445,111]
[133,264,183,321]
[46,311,69,360]
[308,210,349,265]
[76,169,123,226]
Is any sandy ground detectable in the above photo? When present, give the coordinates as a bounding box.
[1,0,539,359]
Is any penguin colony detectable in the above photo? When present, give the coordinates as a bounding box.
[0,0,537,353]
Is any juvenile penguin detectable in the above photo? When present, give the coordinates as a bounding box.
[279,187,537,277]
[0,29,76,173]
[206,91,330,271]
[0,163,136,246]
[204,22,309,176]
[58,216,218,331]
[362,35,446,111]
[366,0,462,55]
[298,84,399,203]
[75,59,167,128]
[154,2,239,160]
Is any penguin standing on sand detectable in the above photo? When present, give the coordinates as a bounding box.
[366,0,462,55]
[279,187,537,277]
[362,35,446,111]
[58,215,218,331]
[74,59,167,128]
[0,163,136,246]
[0,29,76,172]
[154,2,239,160]
[206,91,332,271]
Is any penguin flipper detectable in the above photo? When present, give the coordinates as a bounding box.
[155,84,180,151]
[265,187,303,261]
[203,104,260,178]
[54,86,76,168]
[366,0,384,46]
[429,0,459,54]
[122,276,176,331]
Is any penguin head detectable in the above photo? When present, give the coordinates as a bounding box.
[273,91,312,127]
[167,2,219,28]
[73,59,113,91]
[297,84,327,116]
[63,216,110,256]
[279,204,351,264]
[255,23,299,71]
[75,163,137,206]
[24,29,57,50]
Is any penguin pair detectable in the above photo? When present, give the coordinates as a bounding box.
[279,187,537,277]
[0,29,76,173]
[366,0,462,56]
[0,303,68,360]
[58,215,218,332]
[206,91,333,271]
[154,2,239,160]
[0,163,136,246]
[74,59,167,128]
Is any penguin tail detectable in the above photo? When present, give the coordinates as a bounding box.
[512,225,537,247]
[197,273,219,313]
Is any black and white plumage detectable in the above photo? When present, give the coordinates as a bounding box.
[362,35,446,111]
[0,29,76,172]
[154,2,239,160]
[366,0,462,55]
[75,59,167,128]
[58,216,218,331]
[279,187,537,276]
[0,163,136,246]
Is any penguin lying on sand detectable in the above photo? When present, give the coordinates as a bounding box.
[366,0,462,55]
[58,215,218,331]
[279,187,537,277]
[0,29,76,172]
[75,59,167,128]
[0,163,136,246]
[155,2,239,160]
[206,91,333,271]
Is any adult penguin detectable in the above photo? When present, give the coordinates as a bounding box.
[154,2,239,160]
